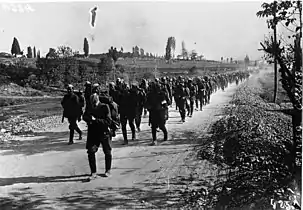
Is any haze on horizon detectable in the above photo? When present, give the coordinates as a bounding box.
[0,1,269,61]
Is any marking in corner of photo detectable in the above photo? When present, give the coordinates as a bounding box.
[1,3,35,13]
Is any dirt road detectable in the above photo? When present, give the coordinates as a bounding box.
[0,77,249,209]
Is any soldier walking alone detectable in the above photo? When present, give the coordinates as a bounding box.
[61,84,83,145]
[83,92,113,180]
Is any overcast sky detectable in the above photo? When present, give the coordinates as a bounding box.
[0,1,269,60]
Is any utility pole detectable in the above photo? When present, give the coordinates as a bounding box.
[273,0,278,103]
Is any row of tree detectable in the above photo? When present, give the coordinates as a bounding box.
[11,37,41,58]
[11,35,243,63]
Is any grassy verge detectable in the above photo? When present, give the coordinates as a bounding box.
[0,96,62,107]
[0,98,63,136]
[181,72,301,209]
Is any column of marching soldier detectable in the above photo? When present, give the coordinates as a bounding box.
[61,71,250,180]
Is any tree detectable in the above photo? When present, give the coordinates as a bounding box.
[134,46,140,57]
[33,46,36,58]
[257,1,279,103]
[113,47,118,62]
[83,38,89,57]
[11,37,21,57]
[171,37,176,59]
[27,46,33,58]
[46,48,58,59]
[140,48,145,57]
[190,50,197,60]
[257,0,302,174]
[165,37,175,61]
[37,50,40,59]
[244,55,250,69]
[108,46,118,62]
[57,45,73,57]
[181,41,188,60]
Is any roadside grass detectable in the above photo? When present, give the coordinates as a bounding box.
[0,98,62,124]
[0,97,62,108]
[0,98,63,135]
[0,83,47,97]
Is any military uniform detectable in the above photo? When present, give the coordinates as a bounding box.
[119,85,137,145]
[61,85,83,144]
[146,82,170,145]
[83,93,113,180]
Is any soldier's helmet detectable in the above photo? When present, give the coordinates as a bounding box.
[109,82,115,88]
[85,81,91,87]
[131,81,138,89]
[92,83,100,93]
[116,78,122,84]
[141,78,146,84]
[67,84,74,93]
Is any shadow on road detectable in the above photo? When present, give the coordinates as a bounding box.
[0,174,89,187]
[0,185,183,209]
[0,125,199,156]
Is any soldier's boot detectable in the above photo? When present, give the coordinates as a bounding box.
[151,127,158,146]
[122,131,128,145]
[135,118,141,132]
[162,127,168,141]
[68,130,74,145]
[104,154,112,177]
[130,123,136,140]
[190,109,194,117]
[75,127,82,140]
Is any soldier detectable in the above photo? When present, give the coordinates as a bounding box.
[139,79,148,117]
[108,82,119,104]
[173,80,180,111]
[99,87,120,138]
[84,81,92,112]
[92,83,100,94]
[61,84,83,145]
[146,82,170,146]
[76,90,85,122]
[134,84,146,132]
[187,78,197,117]
[176,81,187,122]
[83,92,113,180]
[119,84,137,145]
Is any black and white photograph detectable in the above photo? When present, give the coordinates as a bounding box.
[0,0,302,209]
